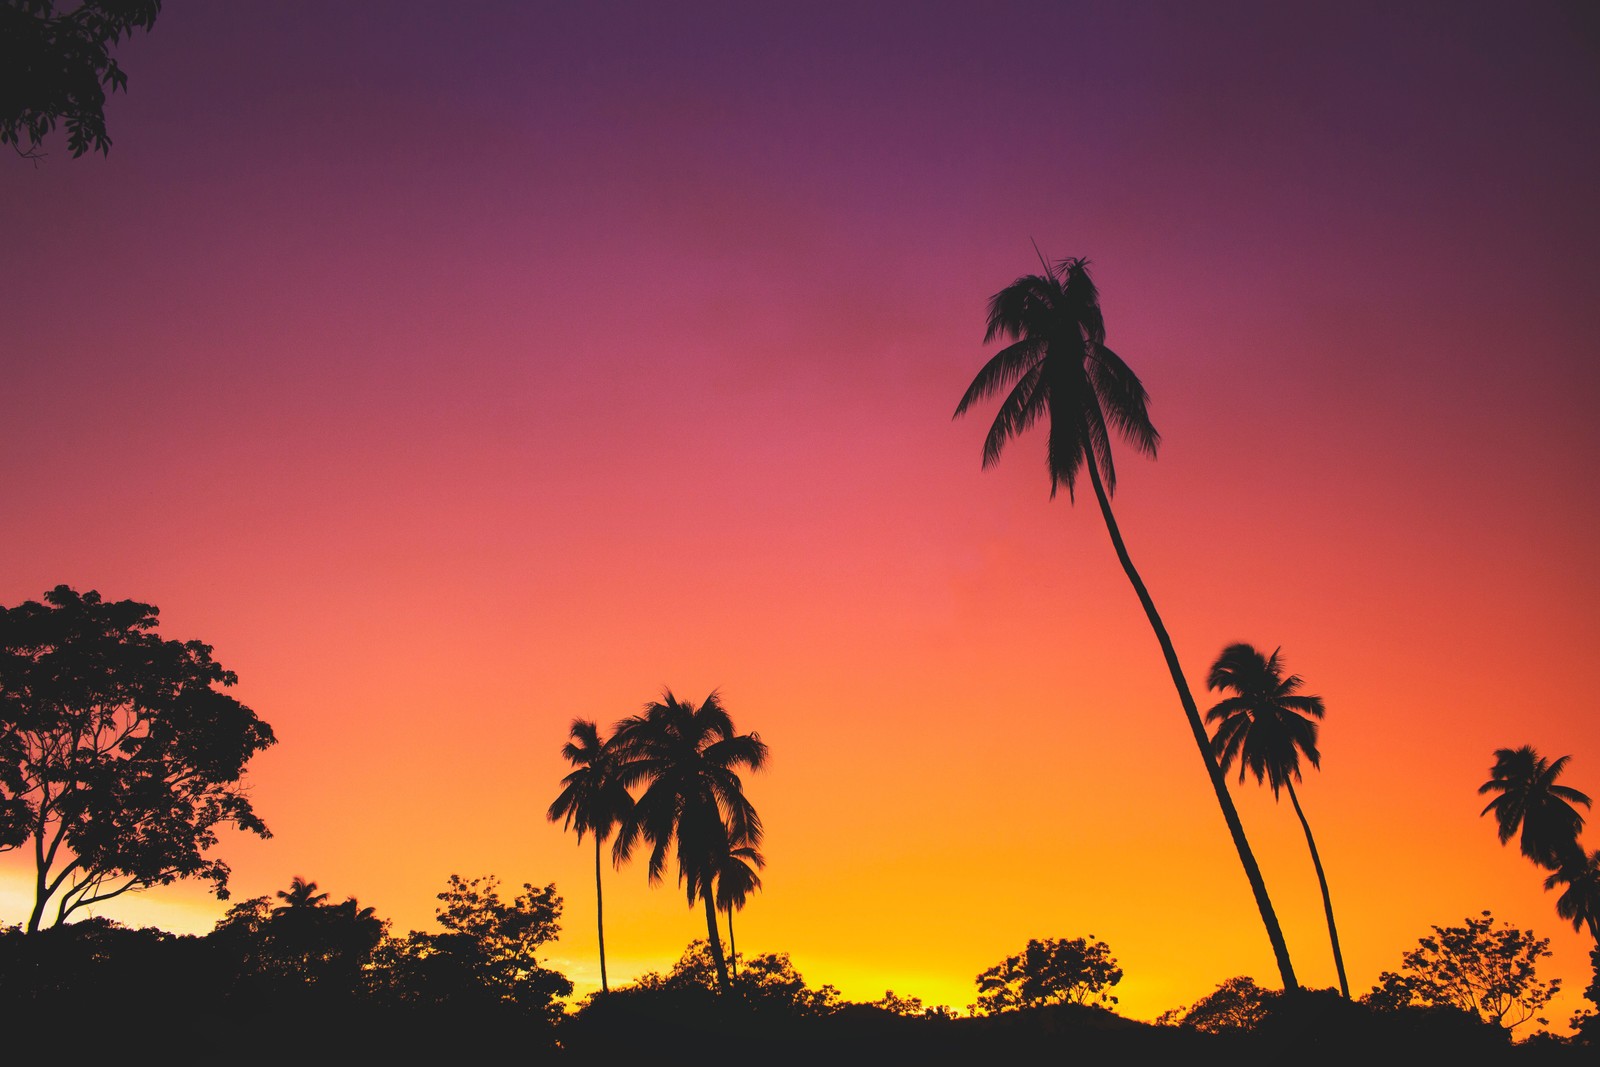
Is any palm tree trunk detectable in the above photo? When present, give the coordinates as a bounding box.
[594,835,609,994]
[1285,778,1349,997]
[727,907,738,979]
[703,890,731,994]
[1082,453,1299,991]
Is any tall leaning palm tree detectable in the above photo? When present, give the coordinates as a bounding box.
[1206,643,1348,997]
[954,254,1298,990]
[610,689,767,996]
[1478,746,1592,871]
[547,718,634,994]
[714,839,764,980]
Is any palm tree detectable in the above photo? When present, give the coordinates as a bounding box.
[610,689,767,995]
[1544,849,1600,942]
[547,718,634,994]
[954,254,1299,990]
[714,839,764,980]
[1206,643,1348,998]
[1478,746,1591,870]
[274,876,329,913]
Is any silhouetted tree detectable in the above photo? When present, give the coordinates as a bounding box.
[970,936,1123,1015]
[274,875,330,912]
[1575,946,1600,1044]
[1545,849,1600,942]
[0,916,217,1023]
[1364,911,1559,1031]
[211,878,384,1000]
[0,585,275,931]
[610,690,767,995]
[1478,746,1591,871]
[1206,642,1349,998]
[0,0,162,159]
[547,718,633,993]
[954,254,1297,990]
[367,874,571,1021]
[714,838,763,979]
[1159,975,1275,1033]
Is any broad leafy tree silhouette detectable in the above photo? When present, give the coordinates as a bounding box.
[1206,642,1350,998]
[610,689,767,995]
[953,255,1297,990]
[0,0,162,159]
[547,718,634,993]
[0,584,275,931]
[1366,911,1559,1032]
[1478,745,1591,870]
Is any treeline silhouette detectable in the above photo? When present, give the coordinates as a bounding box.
[3,905,1592,1064]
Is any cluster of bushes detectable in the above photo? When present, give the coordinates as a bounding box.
[0,873,570,1056]
[4,905,1595,1062]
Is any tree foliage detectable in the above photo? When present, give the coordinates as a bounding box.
[630,939,841,1015]
[970,936,1123,1015]
[1364,911,1560,1031]
[870,989,956,1018]
[1158,975,1275,1033]
[367,874,571,1020]
[0,585,275,931]
[610,689,767,995]
[210,877,385,999]
[1544,848,1600,942]
[0,0,161,159]
[1478,746,1591,871]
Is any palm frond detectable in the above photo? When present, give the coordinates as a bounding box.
[981,363,1045,469]
[954,338,1045,419]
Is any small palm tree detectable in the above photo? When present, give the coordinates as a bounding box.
[274,876,329,913]
[547,719,634,993]
[1544,849,1600,942]
[1206,643,1348,998]
[954,253,1298,990]
[1478,746,1591,870]
[610,689,767,995]
[714,840,764,980]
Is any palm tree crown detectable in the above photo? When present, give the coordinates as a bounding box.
[1544,849,1600,942]
[953,255,1158,500]
[714,839,764,979]
[274,876,329,913]
[1479,746,1591,869]
[715,841,764,915]
[547,719,633,845]
[1205,643,1326,795]
[1206,642,1347,997]
[612,690,766,894]
[610,689,767,994]
[547,718,633,994]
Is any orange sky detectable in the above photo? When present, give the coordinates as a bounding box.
[3,0,1598,1030]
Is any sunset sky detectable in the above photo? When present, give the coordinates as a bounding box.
[4,0,1598,1029]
